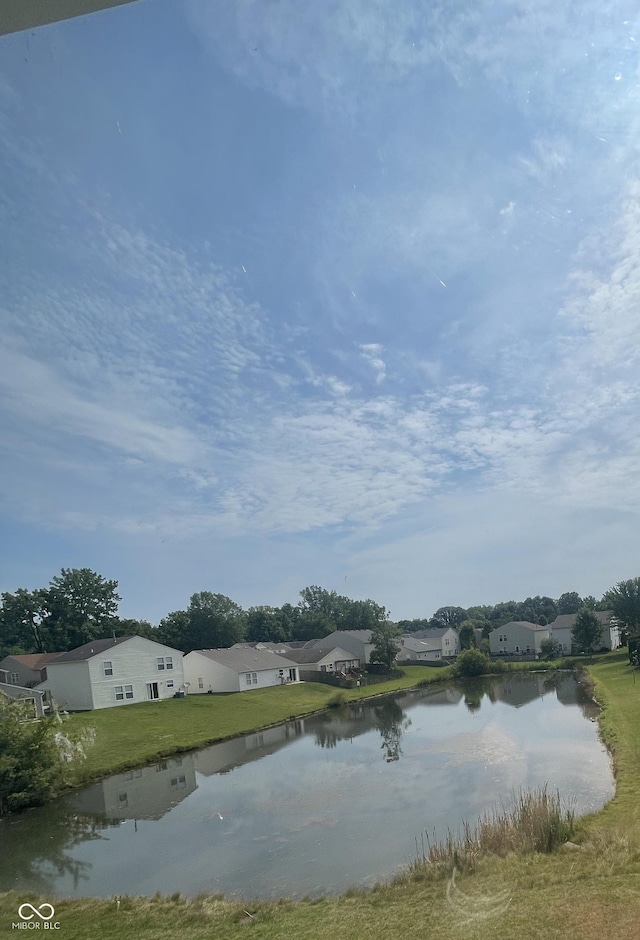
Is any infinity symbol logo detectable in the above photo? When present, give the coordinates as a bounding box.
[18,903,55,921]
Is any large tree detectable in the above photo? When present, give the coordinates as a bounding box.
[369,621,402,671]
[46,568,121,650]
[571,608,604,655]
[604,577,640,638]
[429,606,468,629]
[557,592,583,615]
[0,569,121,655]
[187,592,246,651]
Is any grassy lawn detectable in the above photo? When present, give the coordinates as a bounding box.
[64,665,449,784]
[4,653,639,939]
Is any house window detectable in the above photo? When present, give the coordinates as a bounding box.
[10,672,19,684]
[115,686,124,701]
[124,685,134,699]
[245,672,258,685]
[198,677,204,689]
[157,657,165,670]
[165,657,173,670]
[118,793,128,807]
[103,661,113,677]
[445,639,450,646]
[171,775,187,790]
[167,679,174,689]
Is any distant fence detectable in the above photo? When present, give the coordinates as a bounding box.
[299,670,403,688]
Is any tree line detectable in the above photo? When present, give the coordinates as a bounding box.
[2,569,640,660]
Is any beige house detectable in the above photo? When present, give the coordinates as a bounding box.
[488,621,550,656]
[549,610,621,654]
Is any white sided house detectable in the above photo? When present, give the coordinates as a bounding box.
[284,646,361,675]
[396,636,444,663]
[489,621,550,656]
[184,647,299,694]
[409,627,460,658]
[548,610,621,654]
[37,635,185,711]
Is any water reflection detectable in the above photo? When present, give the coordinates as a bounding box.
[374,699,411,762]
[0,799,111,894]
[0,673,614,901]
[73,756,198,822]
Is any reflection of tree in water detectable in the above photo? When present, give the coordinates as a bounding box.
[0,796,114,894]
[374,699,411,763]
[314,727,340,749]
[455,677,497,713]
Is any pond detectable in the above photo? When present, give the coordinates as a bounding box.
[0,674,614,901]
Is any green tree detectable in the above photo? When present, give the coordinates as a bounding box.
[571,608,604,654]
[369,621,402,671]
[0,588,50,656]
[0,699,65,815]
[557,592,583,615]
[453,648,492,677]
[458,620,477,651]
[156,610,191,650]
[46,568,121,649]
[187,592,246,650]
[429,606,468,629]
[114,618,155,639]
[539,638,563,661]
[604,577,640,639]
[246,606,290,643]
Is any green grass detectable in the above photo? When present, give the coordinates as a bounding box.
[4,652,640,939]
[63,665,448,784]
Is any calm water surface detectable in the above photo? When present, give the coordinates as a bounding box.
[0,674,613,900]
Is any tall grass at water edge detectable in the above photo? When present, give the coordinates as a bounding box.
[412,786,576,877]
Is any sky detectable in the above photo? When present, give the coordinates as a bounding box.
[1,0,640,624]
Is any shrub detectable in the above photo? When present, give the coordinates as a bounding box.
[412,786,575,877]
[453,648,492,677]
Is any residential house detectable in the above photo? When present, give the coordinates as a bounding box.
[284,646,361,675]
[548,610,621,654]
[310,630,374,664]
[0,652,62,688]
[396,636,444,663]
[183,647,299,693]
[488,621,550,656]
[36,635,185,711]
[409,626,460,658]
[0,681,46,718]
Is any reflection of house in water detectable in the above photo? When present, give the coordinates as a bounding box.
[491,675,548,708]
[193,721,306,776]
[73,755,197,821]
[415,687,464,707]
[554,674,600,720]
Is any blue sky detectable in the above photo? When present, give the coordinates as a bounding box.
[1,0,640,623]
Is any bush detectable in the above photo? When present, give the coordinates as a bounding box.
[453,648,492,677]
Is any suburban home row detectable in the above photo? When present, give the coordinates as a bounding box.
[488,611,621,656]
[0,624,464,713]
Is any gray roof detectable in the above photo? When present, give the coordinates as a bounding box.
[284,646,358,665]
[189,647,297,673]
[491,621,550,633]
[411,627,456,639]
[550,611,613,631]
[0,652,63,670]
[400,637,442,652]
[51,636,135,663]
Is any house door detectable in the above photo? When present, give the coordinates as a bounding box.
[146,682,159,700]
